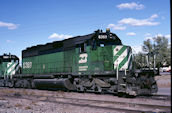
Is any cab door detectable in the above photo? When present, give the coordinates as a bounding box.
[77,43,90,75]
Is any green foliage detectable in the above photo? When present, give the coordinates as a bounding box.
[134,35,171,69]
[134,52,144,69]
[153,36,170,67]
[142,39,153,53]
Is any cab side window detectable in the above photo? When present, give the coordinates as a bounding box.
[80,43,86,53]
[92,39,97,50]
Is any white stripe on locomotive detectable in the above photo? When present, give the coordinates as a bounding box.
[114,46,128,70]
[121,50,132,70]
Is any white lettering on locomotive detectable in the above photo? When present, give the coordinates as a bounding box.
[23,62,32,69]
[79,66,88,71]
[98,35,107,39]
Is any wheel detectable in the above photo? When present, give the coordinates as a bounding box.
[23,80,31,88]
[0,80,5,87]
[77,85,85,92]
[151,82,158,93]
[14,80,22,88]
[94,85,102,94]
[8,80,14,88]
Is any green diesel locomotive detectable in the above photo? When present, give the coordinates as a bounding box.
[0,29,158,96]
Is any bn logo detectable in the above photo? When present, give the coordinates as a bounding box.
[79,53,88,64]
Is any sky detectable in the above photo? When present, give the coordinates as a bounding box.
[0,0,171,59]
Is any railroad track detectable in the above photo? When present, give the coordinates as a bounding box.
[0,88,171,113]
[137,94,171,101]
[1,94,171,113]
[0,87,170,101]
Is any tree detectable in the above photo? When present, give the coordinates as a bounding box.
[154,36,170,67]
[142,39,153,53]
[142,35,171,68]
[134,52,145,69]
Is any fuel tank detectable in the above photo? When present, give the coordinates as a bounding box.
[33,78,76,90]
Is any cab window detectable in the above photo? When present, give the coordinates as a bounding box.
[80,43,86,53]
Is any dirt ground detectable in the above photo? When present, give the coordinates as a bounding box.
[0,75,171,113]
[155,74,171,88]
[0,88,170,113]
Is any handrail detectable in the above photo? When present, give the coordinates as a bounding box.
[3,68,7,79]
[116,64,119,80]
